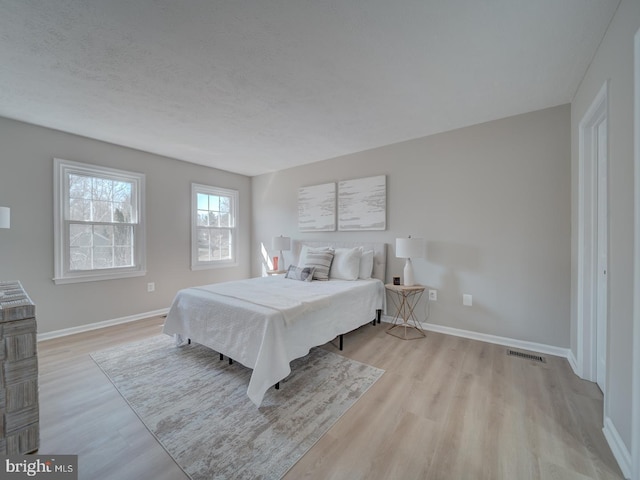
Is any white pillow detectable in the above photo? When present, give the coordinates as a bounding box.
[329,247,362,281]
[299,246,334,281]
[359,250,374,279]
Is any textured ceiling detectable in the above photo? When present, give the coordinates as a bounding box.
[0,0,620,176]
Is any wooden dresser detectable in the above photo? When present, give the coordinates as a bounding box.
[0,281,39,454]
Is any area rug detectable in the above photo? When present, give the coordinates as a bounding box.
[91,335,384,480]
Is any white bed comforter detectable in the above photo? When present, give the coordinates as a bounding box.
[191,277,333,325]
[162,276,384,406]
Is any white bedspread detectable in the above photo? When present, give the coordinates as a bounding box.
[162,276,384,406]
[191,277,332,325]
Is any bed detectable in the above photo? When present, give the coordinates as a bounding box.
[162,240,386,406]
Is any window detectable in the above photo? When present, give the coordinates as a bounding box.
[54,159,146,284]
[192,183,238,269]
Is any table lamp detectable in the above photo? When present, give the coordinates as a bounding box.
[395,236,425,286]
[272,235,291,271]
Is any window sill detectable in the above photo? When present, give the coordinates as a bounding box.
[191,262,238,271]
[53,270,147,285]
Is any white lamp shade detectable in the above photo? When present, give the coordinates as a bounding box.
[272,235,291,251]
[395,237,425,259]
[0,207,10,229]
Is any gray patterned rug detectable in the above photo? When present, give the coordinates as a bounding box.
[91,335,383,480]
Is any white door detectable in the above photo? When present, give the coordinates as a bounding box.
[596,119,608,392]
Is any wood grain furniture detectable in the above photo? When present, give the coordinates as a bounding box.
[385,283,426,340]
[0,281,39,454]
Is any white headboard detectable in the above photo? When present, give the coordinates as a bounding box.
[290,240,387,282]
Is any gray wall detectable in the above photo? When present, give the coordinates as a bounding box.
[252,104,571,347]
[0,117,251,334]
[570,0,639,458]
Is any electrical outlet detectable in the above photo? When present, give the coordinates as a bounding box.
[463,294,472,306]
[147,282,155,292]
[429,289,437,301]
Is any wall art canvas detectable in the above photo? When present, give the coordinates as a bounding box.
[298,183,336,232]
[338,175,386,231]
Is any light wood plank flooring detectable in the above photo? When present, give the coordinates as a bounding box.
[37,317,624,480]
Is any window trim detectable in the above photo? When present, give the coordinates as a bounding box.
[191,183,239,270]
[53,158,146,284]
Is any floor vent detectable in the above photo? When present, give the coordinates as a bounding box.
[507,349,546,363]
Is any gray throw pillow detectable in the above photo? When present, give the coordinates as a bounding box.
[285,265,315,282]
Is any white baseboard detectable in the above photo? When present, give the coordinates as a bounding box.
[37,308,170,342]
[567,349,580,377]
[380,315,571,359]
[603,417,632,479]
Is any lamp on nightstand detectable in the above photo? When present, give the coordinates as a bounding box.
[272,235,291,271]
[396,236,425,286]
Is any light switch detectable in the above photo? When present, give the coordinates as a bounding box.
[463,294,472,306]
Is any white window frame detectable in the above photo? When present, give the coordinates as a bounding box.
[191,183,238,270]
[53,158,146,284]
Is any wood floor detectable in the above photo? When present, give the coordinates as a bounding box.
[37,317,624,480]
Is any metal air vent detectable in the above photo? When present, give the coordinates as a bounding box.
[507,349,546,363]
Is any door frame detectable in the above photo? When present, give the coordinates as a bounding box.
[631,26,640,480]
[576,80,609,391]
[595,119,608,393]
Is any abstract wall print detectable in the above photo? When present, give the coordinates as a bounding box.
[338,175,386,231]
[298,182,336,232]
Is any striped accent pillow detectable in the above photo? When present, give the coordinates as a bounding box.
[299,246,335,281]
